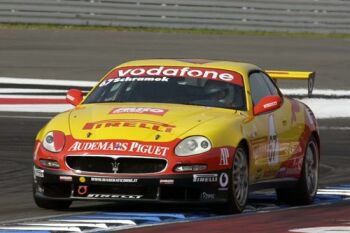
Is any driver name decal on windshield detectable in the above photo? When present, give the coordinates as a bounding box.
[100,66,243,87]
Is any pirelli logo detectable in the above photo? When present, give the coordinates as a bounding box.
[193,174,218,183]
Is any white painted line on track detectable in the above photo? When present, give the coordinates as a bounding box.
[290,226,350,233]
[52,219,137,225]
[0,104,72,112]
[299,98,350,119]
[0,94,65,99]
[0,77,96,87]
[281,88,350,96]
[317,189,350,196]
[0,115,53,119]
[0,88,69,93]
[319,126,350,130]
[20,222,109,229]
[0,226,82,232]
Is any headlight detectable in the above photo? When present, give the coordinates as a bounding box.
[175,136,211,156]
[42,131,65,153]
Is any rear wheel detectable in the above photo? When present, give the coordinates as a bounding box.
[33,180,72,210]
[276,136,319,204]
[215,145,249,214]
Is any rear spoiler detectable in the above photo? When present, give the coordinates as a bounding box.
[265,70,316,97]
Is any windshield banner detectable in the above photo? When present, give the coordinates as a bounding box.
[101,66,243,86]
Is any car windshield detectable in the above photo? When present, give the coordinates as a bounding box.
[84,66,246,110]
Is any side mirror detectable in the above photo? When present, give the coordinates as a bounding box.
[254,95,282,115]
[66,89,83,106]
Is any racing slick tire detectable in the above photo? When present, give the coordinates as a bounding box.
[32,181,72,210]
[214,145,249,214]
[276,136,319,205]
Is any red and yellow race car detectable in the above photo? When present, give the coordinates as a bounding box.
[33,59,320,213]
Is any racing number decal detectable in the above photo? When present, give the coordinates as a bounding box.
[267,115,279,165]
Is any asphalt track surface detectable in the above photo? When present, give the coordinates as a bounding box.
[0,28,350,229]
[0,28,349,89]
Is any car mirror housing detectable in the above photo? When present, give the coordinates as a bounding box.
[66,89,83,106]
[253,95,282,115]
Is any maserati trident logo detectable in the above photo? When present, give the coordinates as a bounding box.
[111,160,120,174]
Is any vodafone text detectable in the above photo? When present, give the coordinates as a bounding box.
[102,66,242,86]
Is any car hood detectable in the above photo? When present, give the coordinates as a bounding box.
[69,103,237,142]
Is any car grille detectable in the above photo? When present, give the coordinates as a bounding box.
[66,156,167,174]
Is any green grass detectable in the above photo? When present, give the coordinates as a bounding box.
[1,23,349,39]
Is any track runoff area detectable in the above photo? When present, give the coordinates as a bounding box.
[1,77,350,233]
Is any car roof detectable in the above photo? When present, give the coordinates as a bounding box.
[116,59,261,76]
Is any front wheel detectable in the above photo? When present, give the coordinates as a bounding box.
[276,136,319,204]
[215,145,249,214]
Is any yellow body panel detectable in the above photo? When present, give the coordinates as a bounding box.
[266,70,315,80]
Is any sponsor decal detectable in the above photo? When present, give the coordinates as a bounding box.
[103,66,243,86]
[91,177,138,183]
[59,176,72,182]
[160,179,174,185]
[290,226,350,233]
[100,76,169,86]
[219,172,229,188]
[263,101,278,109]
[110,107,168,116]
[289,142,303,155]
[193,174,218,183]
[83,119,175,133]
[68,141,128,152]
[267,114,279,165]
[200,192,215,200]
[87,194,143,199]
[77,185,88,195]
[219,148,229,166]
[68,141,169,156]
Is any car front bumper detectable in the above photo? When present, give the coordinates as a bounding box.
[33,166,231,204]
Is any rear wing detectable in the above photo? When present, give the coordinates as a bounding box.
[265,70,316,97]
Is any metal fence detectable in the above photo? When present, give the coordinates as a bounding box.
[0,0,349,33]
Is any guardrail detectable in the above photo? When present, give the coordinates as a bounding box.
[0,0,349,33]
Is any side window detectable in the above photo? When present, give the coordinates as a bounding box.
[249,72,272,105]
[260,72,280,96]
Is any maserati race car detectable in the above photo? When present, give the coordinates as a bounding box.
[33,59,320,213]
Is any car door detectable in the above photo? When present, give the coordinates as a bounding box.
[248,71,290,181]
[261,72,306,179]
